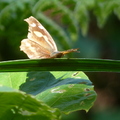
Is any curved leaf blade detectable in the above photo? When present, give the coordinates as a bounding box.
[0,86,61,120]
[0,58,120,72]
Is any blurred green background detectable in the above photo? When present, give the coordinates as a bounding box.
[1,0,120,120]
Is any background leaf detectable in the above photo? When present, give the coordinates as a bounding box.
[0,86,61,120]
[36,84,96,114]
[0,72,26,89]
[20,71,92,95]
[0,71,96,116]
[1,0,120,59]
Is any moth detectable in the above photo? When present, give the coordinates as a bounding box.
[20,16,79,59]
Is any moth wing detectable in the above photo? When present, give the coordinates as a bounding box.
[24,16,58,53]
[20,39,51,59]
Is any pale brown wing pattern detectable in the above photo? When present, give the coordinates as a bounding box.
[20,39,51,59]
[24,16,58,53]
[20,16,58,59]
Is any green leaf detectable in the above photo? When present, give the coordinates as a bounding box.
[94,0,120,28]
[36,84,96,114]
[53,0,78,41]
[0,70,96,115]
[74,0,95,35]
[20,71,92,95]
[0,71,96,115]
[0,86,61,120]
[0,58,120,72]
[0,72,26,89]
[19,71,96,114]
[1,0,120,38]
[51,71,89,80]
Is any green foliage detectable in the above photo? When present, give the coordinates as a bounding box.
[0,86,61,120]
[1,0,120,35]
[20,71,91,94]
[36,84,95,114]
[1,0,120,59]
[94,0,120,27]
[0,71,96,119]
